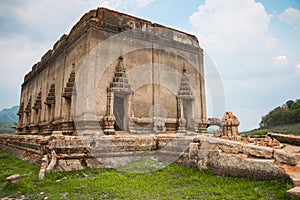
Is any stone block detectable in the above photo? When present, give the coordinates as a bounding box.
[57,159,83,171]
[189,142,200,166]
[198,137,218,151]
[206,152,285,180]
[274,149,299,165]
[243,144,273,159]
[175,152,190,166]
[217,139,243,154]
[85,158,103,169]
[241,158,284,179]
[189,143,200,158]
[197,150,220,171]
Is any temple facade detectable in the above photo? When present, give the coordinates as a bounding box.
[16,7,209,136]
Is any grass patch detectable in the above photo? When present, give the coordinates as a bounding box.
[244,123,300,137]
[0,150,294,199]
[116,158,169,173]
[242,130,268,138]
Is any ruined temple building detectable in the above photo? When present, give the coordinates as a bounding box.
[2,10,300,195]
[16,7,209,136]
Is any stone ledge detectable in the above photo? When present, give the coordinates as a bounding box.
[217,139,243,154]
[243,143,273,159]
[274,149,299,165]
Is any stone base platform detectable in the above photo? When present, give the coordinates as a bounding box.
[0,133,193,170]
[0,133,299,197]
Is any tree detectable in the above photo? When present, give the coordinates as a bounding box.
[260,99,300,127]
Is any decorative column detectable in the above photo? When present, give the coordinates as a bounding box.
[24,97,32,134]
[198,49,210,131]
[62,64,75,120]
[25,97,32,126]
[177,98,186,133]
[16,102,24,134]
[129,94,134,117]
[104,89,115,134]
[62,64,76,134]
[32,91,42,134]
[177,66,194,133]
[44,84,56,134]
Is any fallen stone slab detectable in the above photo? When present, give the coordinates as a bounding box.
[217,139,243,154]
[269,133,300,145]
[286,187,300,199]
[204,151,285,180]
[6,174,20,184]
[274,149,299,165]
[243,143,273,159]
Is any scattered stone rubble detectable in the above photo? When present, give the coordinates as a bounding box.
[201,112,300,197]
[217,112,281,148]
[6,174,20,184]
[0,111,299,197]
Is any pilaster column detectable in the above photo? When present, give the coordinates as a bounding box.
[70,93,76,120]
[104,90,115,134]
[177,99,186,133]
[50,105,55,122]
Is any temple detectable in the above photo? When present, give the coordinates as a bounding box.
[16,7,209,136]
[1,10,300,197]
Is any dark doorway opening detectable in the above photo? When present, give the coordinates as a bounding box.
[114,95,125,131]
[183,101,193,130]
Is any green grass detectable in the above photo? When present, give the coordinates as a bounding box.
[242,130,268,138]
[244,123,300,136]
[0,150,294,200]
[267,123,300,135]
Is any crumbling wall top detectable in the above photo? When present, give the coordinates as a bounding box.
[22,7,200,86]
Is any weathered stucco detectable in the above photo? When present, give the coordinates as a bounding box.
[16,7,208,135]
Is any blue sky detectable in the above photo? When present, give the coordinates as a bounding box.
[0,0,299,131]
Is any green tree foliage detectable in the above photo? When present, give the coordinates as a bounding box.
[260,99,300,127]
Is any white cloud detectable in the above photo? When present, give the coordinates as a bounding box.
[189,0,284,78]
[279,7,300,32]
[1,0,154,41]
[190,0,300,130]
[0,0,154,109]
[0,36,51,108]
[276,55,287,60]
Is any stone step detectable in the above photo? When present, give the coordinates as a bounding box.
[280,165,300,187]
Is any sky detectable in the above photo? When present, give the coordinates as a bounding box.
[0,0,299,131]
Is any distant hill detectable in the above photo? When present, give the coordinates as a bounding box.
[244,99,300,137]
[260,99,300,127]
[0,105,19,123]
[0,105,18,134]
